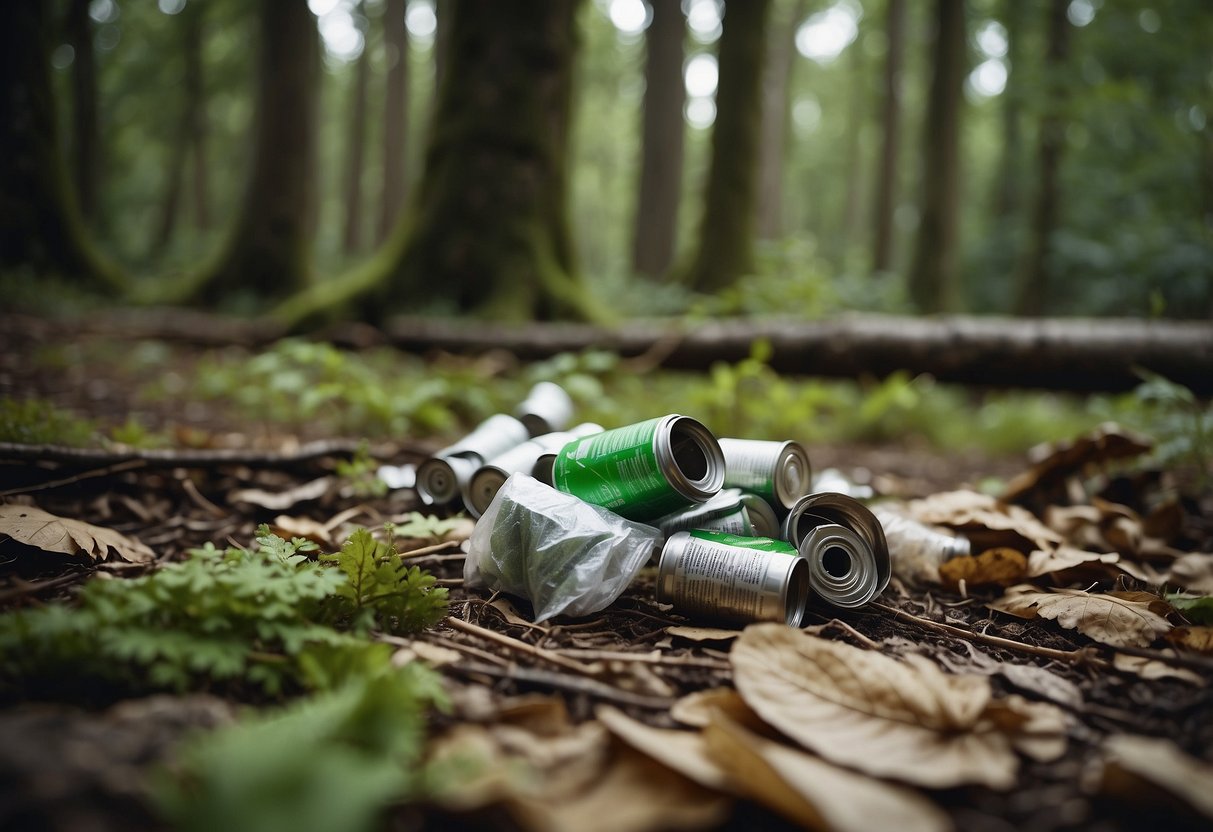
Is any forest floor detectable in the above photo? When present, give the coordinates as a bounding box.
[1,313,1211,832]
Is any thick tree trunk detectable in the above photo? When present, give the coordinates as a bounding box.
[990,0,1024,221]
[64,0,100,223]
[683,0,773,292]
[433,0,451,112]
[377,0,410,245]
[631,0,687,278]
[342,36,371,253]
[907,0,966,313]
[186,4,210,232]
[754,0,806,241]
[872,0,906,274]
[0,0,121,288]
[1015,0,1070,317]
[191,0,319,304]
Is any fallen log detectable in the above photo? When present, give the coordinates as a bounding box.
[383,314,1213,395]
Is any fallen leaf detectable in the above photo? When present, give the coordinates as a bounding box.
[730,624,1061,789]
[939,548,1027,590]
[1100,734,1213,821]
[1166,553,1213,594]
[998,664,1084,711]
[1001,423,1153,505]
[0,504,154,563]
[670,688,753,728]
[490,597,550,632]
[271,515,337,547]
[390,641,462,668]
[666,625,743,642]
[702,711,951,832]
[229,476,332,510]
[1165,626,1213,654]
[904,490,1063,554]
[989,586,1172,648]
[1112,652,1204,686]
[1026,547,1119,579]
[596,706,729,791]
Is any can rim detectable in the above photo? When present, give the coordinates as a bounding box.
[773,441,813,510]
[654,415,725,502]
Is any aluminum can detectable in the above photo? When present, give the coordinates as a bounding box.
[415,414,530,505]
[739,492,780,538]
[514,381,575,437]
[782,492,890,608]
[551,414,724,521]
[654,488,754,537]
[656,530,809,626]
[466,423,603,518]
[718,438,812,511]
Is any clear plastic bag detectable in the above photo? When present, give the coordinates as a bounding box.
[465,474,663,622]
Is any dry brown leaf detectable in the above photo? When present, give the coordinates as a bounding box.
[703,712,951,832]
[939,547,1027,590]
[596,706,730,791]
[981,693,1068,762]
[0,504,154,563]
[489,597,550,632]
[1165,553,1213,594]
[730,623,1059,789]
[989,586,1171,648]
[1001,423,1153,504]
[1112,652,1205,685]
[905,490,1063,554]
[389,641,462,668]
[1165,626,1213,654]
[271,515,337,547]
[1100,734,1213,821]
[1026,547,1119,579]
[229,476,332,510]
[666,625,743,642]
[670,688,754,728]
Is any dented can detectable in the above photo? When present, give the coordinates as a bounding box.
[718,438,812,512]
[415,413,530,505]
[782,492,890,608]
[551,414,724,522]
[739,492,780,538]
[656,530,809,626]
[466,423,603,518]
[653,488,754,537]
[514,381,575,437]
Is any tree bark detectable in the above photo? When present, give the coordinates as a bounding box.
[186,3,210,232]
[0,0,121,288]
[631,0,687,278]
[907,0,966,313]
[433,0,451,111]
[64,0,100,223]
[683,0,773,292]
[754,0,806,241]
[990,0,1024,221]
[872,0,906,274]
[839,28,867,253]
[378,0,409,245]
[191,0,319,303]
[1014,0,1070,317]
[342,28,371,253]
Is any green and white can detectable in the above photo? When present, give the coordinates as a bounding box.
[656,530,809,626]
[653,488,754,538]
[718,438,812,511]
[551,414,724,522]
[466,422,603,518]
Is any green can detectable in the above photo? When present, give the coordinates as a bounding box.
[551,414,724,521]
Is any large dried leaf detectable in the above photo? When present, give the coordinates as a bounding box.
[939,547,1026,590]
[989,586,1171,648]
[703,712,950,832]
[670,688,753,728]
[666,625,743,642]
[729,624,1059,789]
[229,476,332,510]
[1001,423,1153,504]
[1166,553,1213,594]
[596,706,729,791]
[1100,734,1213,821]
[0,504,154,563]
[1112,652,1205,686]
[1026,547,1119,579]
[904,490,1063,554]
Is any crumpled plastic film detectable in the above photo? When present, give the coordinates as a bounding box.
[465,473,663,622]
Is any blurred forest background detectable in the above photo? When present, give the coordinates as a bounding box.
[4,0,1211,324]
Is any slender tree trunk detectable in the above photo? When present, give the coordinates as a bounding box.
[991,0,1024,221]
[839,30,867,252]
[683,0,773,292]
[872,0,906,274]
[0,0,121,287]
[192,0,319,303]
[64,0,100,222]
[631,0,686,278]
[378,0,409,245]
[907,0,966,313]
[755,0,806,241]
[1015,0,1070,317]
[186,3,210,232]
[342,30,371,253]
[434,0,451,109]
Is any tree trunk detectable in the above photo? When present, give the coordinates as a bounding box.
[683,0,773,292]
[907,0,966,313]
[186,3,210,232]
[990,0,1024,221]
[191,0,319,304]
[342,32,371,253]
[64,0,100,223]
[377,0,409,245]
[434,0,451,111]
[754,0,806,241]
[839,28,867,253]
[872,0,906,274]
[0,0,121,287]
[1014,0,1070,317]
[631,0,686,278]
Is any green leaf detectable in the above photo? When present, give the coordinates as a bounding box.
[1167,594,1213,625]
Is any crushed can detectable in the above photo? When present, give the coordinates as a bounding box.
[718,438,812,512]
[782,492,890,608]
[653,488,755,537]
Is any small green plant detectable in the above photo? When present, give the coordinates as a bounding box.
[322,529,450,633]
[109,414,171,449]
[1125,370,1211,492]
[0,397,97,446]
[336,441,389,498]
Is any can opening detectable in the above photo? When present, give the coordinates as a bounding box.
[823,545,852,578]
[671,423,710,481]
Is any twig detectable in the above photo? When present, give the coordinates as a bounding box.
[822,618,882,651]
[444,617,601,677]
[0,571,92,603]
[179,477,227,518]
[435,578,464,587]
[0,459,147,497]
[445,660,676,710]
[405,553,466,566]
[871,601,1110,669]
[549,648,730,672]
[0,439,391,469]
[397,540,461,559]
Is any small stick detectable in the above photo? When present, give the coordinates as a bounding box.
[0,571,91,603]
[180,477,227,518]
[445,660,676,710]
[822,618,882,651]
[444,616,601,677]
[397,540,460,559]
[0,459,147,497]
[549,648,730,671]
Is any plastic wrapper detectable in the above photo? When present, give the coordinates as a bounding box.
[465,473,663,622]
[871,503,971,585]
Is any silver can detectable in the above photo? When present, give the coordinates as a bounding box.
[739,492,780,538]
[466,423,603,518]
[718,438,812,511]
[656,530,809,626]
[782,492,890,608]
[415,413,530,505]
[514,381,575,437]
[653,488,753,537]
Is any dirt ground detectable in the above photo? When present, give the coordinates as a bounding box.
[1,314,1211,832]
